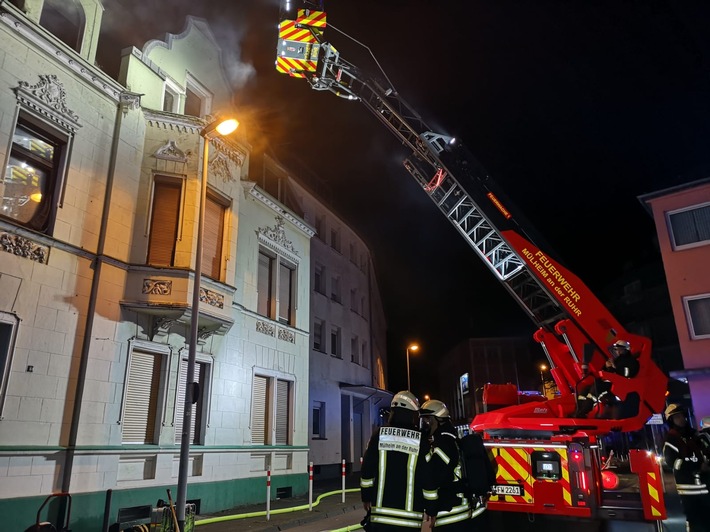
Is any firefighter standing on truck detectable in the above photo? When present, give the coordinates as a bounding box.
[419,399,474,531]
[662,403,710,532]
[360,391,428,531]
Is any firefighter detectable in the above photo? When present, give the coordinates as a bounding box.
[418,399,474,531]
[575,339,640,419]
[662,403,710,532]
[360,391,428,531]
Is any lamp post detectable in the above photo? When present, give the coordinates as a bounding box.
[176,117,238,531]
[406,343,419,391]
[539,364,548,397]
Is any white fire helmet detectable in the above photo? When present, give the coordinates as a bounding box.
[419,399,450,419]
[391,391,420,412]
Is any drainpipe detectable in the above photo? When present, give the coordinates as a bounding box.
[61,92,138,493]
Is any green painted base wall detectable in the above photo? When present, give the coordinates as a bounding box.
[1,473,307,532]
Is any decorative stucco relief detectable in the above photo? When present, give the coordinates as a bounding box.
[154,140,188,163]
[0,232,49,264]
[258,216,297,255]
[142,279,173,295]
[15,75,81,133]
[256,321,275,337]
[200,288,224,308]
[278,328,295,343]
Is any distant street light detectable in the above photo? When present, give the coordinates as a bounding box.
[176,116,238,532]
[406,343,419,391]
[539,364,548,396]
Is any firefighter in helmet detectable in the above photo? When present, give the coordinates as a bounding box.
[360,391,428,531]
[662,403,710,532]
[575,339,640,419]
[419,399,473,531]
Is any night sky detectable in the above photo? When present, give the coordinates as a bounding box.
[100,1,710,394]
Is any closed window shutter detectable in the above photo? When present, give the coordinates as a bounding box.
[202,195,225,279]
[257,253,273,317]
[278,263,293,324]
[175,361,203,444]
[275,379,290,445]
[123,351,161,443]
[252,375,268,444]
[147,180,181,266]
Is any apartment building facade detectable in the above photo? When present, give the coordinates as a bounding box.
[640,178,710,425]
[0,3,312,530]
[255,154,389,479]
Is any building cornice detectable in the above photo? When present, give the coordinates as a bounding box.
[244,182,315,239]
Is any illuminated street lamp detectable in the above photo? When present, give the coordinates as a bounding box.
[539,364,548,397]
[406,343,419,391]
[176,116,238,531]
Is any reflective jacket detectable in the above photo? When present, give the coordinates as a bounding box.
[422,425,473,528]
[360,424,428,529]
[663,425,709,497]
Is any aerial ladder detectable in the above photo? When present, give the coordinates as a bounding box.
[275,2,670,523]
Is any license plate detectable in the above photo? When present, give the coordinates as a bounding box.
[492,484,524,496]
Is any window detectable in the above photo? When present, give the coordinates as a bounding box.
[163,90,175,113]
[314,263,326,294]
[330,228,340,252]
[257,249,297,326]
[162,78,183,113]
[351,335,359,364]
[362,342,369,369]
[174,357,211,444]
[331,276,341,303]
[2,116,68,233]
[349,242,357,263]
[313,318,325,352]
[121,346,168,444]
[251,373,294,445]
[39,0,83,53]
[684,294,710,339]
[668,203,710,249]
[278,262,294,324]
[315,215,325,241]
[202,191,227,280]
[147,177,182,266]
[0,312,19,417]
[350,288,358,312]
[330,326,341,358]
[184,74,212,118]
[257,252,273,317]
[312,401,325,438]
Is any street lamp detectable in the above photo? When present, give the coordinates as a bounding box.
[176,116,238,531]
[539,364,548,397]
[406,343,419,391]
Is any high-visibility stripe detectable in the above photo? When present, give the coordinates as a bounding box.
[275,57,317,76]
[372,507,423,519]
[375,449,387,507]
[371,515,422,528]
[278,20,317,43]
[296,9,327,27]
[490,446,572,506]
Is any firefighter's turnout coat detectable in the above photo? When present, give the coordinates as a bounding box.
[360,423,428,529]
[663,425,710,529]
[422,424,472,529]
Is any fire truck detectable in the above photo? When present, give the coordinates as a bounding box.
[275,2,670,525]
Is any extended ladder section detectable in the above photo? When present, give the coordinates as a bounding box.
[275,6,668,438]
[309,44,568,330]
